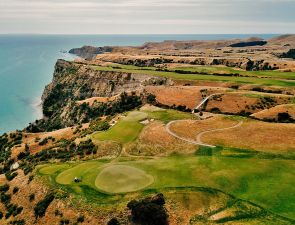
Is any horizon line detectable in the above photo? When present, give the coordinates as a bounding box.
[0,33,288,35]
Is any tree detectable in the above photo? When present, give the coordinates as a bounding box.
[107,218,120,225]
[127,193,168,225]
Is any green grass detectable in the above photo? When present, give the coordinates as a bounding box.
[95,165,154,193]
[40,155,295,220]
[92,111,147,144]
[144,108,196,123]
[56,161,105,187]
[38,164,71,175]
[92,109,195,143]
[173,65,295,80]
[91,65,295,87]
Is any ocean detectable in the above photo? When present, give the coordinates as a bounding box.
[0,34,277,134]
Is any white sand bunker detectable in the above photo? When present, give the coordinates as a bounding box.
[95,165,154,193]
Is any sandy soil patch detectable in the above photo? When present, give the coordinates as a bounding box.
[77,95,119,106]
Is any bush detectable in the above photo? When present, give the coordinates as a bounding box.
[77,215,85,223]
[29,193,35,202]
[5,172,18,181]
[127,193,168,225]
[0,184,9,193]
[9,220,25,225]
[278,112,294,123]
[60,219,70,225]
[12,186,19,194]
[147,94,156,104]
[107,218,120,225]
[34,192,55,218]
[28,175,34,183]
[89,120,110,132]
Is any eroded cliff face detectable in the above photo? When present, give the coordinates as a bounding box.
[29,59,171,131]
[43,59,171,101]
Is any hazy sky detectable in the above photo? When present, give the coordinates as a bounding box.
[0,0,294,34]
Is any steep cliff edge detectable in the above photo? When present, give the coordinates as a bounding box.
[27,59,170,132]
[69,46,113,59]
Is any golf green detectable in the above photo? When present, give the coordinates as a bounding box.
[95,165,154,194]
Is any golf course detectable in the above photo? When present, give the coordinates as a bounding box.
[37,108,295,222]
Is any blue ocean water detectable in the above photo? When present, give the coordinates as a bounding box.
[0,34,277,134]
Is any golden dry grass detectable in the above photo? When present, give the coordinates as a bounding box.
[0,174,6,185]
[206,92,293,114]
[125,121,196,156]
[145,85,227,109]
[169,116,237,140]
[206,93,258,114]
[202,119,295,153]
[11,124,89,158]
[3,170,110,225]
[251,104,295,120]
[169,116,295,153]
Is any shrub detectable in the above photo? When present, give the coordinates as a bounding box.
[5,172,18,181]
[278,112,294,123]
[60,219,70,225]
[54,209,63,217]
[127,193,168,225]
[9,220,25,225]
[0,184,9,193]
[12,187,19,194]
[34,192,55,218]
[89,120,110,132]
[77,215,85,223]
[147,94,156,104]
[28,175,34,183]
[107,218,120,225]
[29,193,35,202]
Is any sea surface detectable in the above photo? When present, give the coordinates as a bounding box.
[0,34,277,134]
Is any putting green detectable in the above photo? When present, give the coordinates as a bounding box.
[95,165,154,194]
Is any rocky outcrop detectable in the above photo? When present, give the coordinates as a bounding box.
[96,55,278,71]
[69,46,113,60]
[42,60,171,101]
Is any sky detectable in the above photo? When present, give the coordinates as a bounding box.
[0,0,294,34]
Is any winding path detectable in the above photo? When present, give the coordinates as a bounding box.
[165,92,243,147]
[193,93,220,112]
[165,120,243,148]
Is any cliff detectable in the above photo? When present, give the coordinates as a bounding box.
[69,46,113,60]
[29,59,171,131]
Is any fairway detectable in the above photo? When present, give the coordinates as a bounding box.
[95,165,154,193]
[92,65,295,87]
[92,109,195,144]
[40,155,295,220]
[92,111,147,143]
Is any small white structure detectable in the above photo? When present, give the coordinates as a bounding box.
[10,162,20,170]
